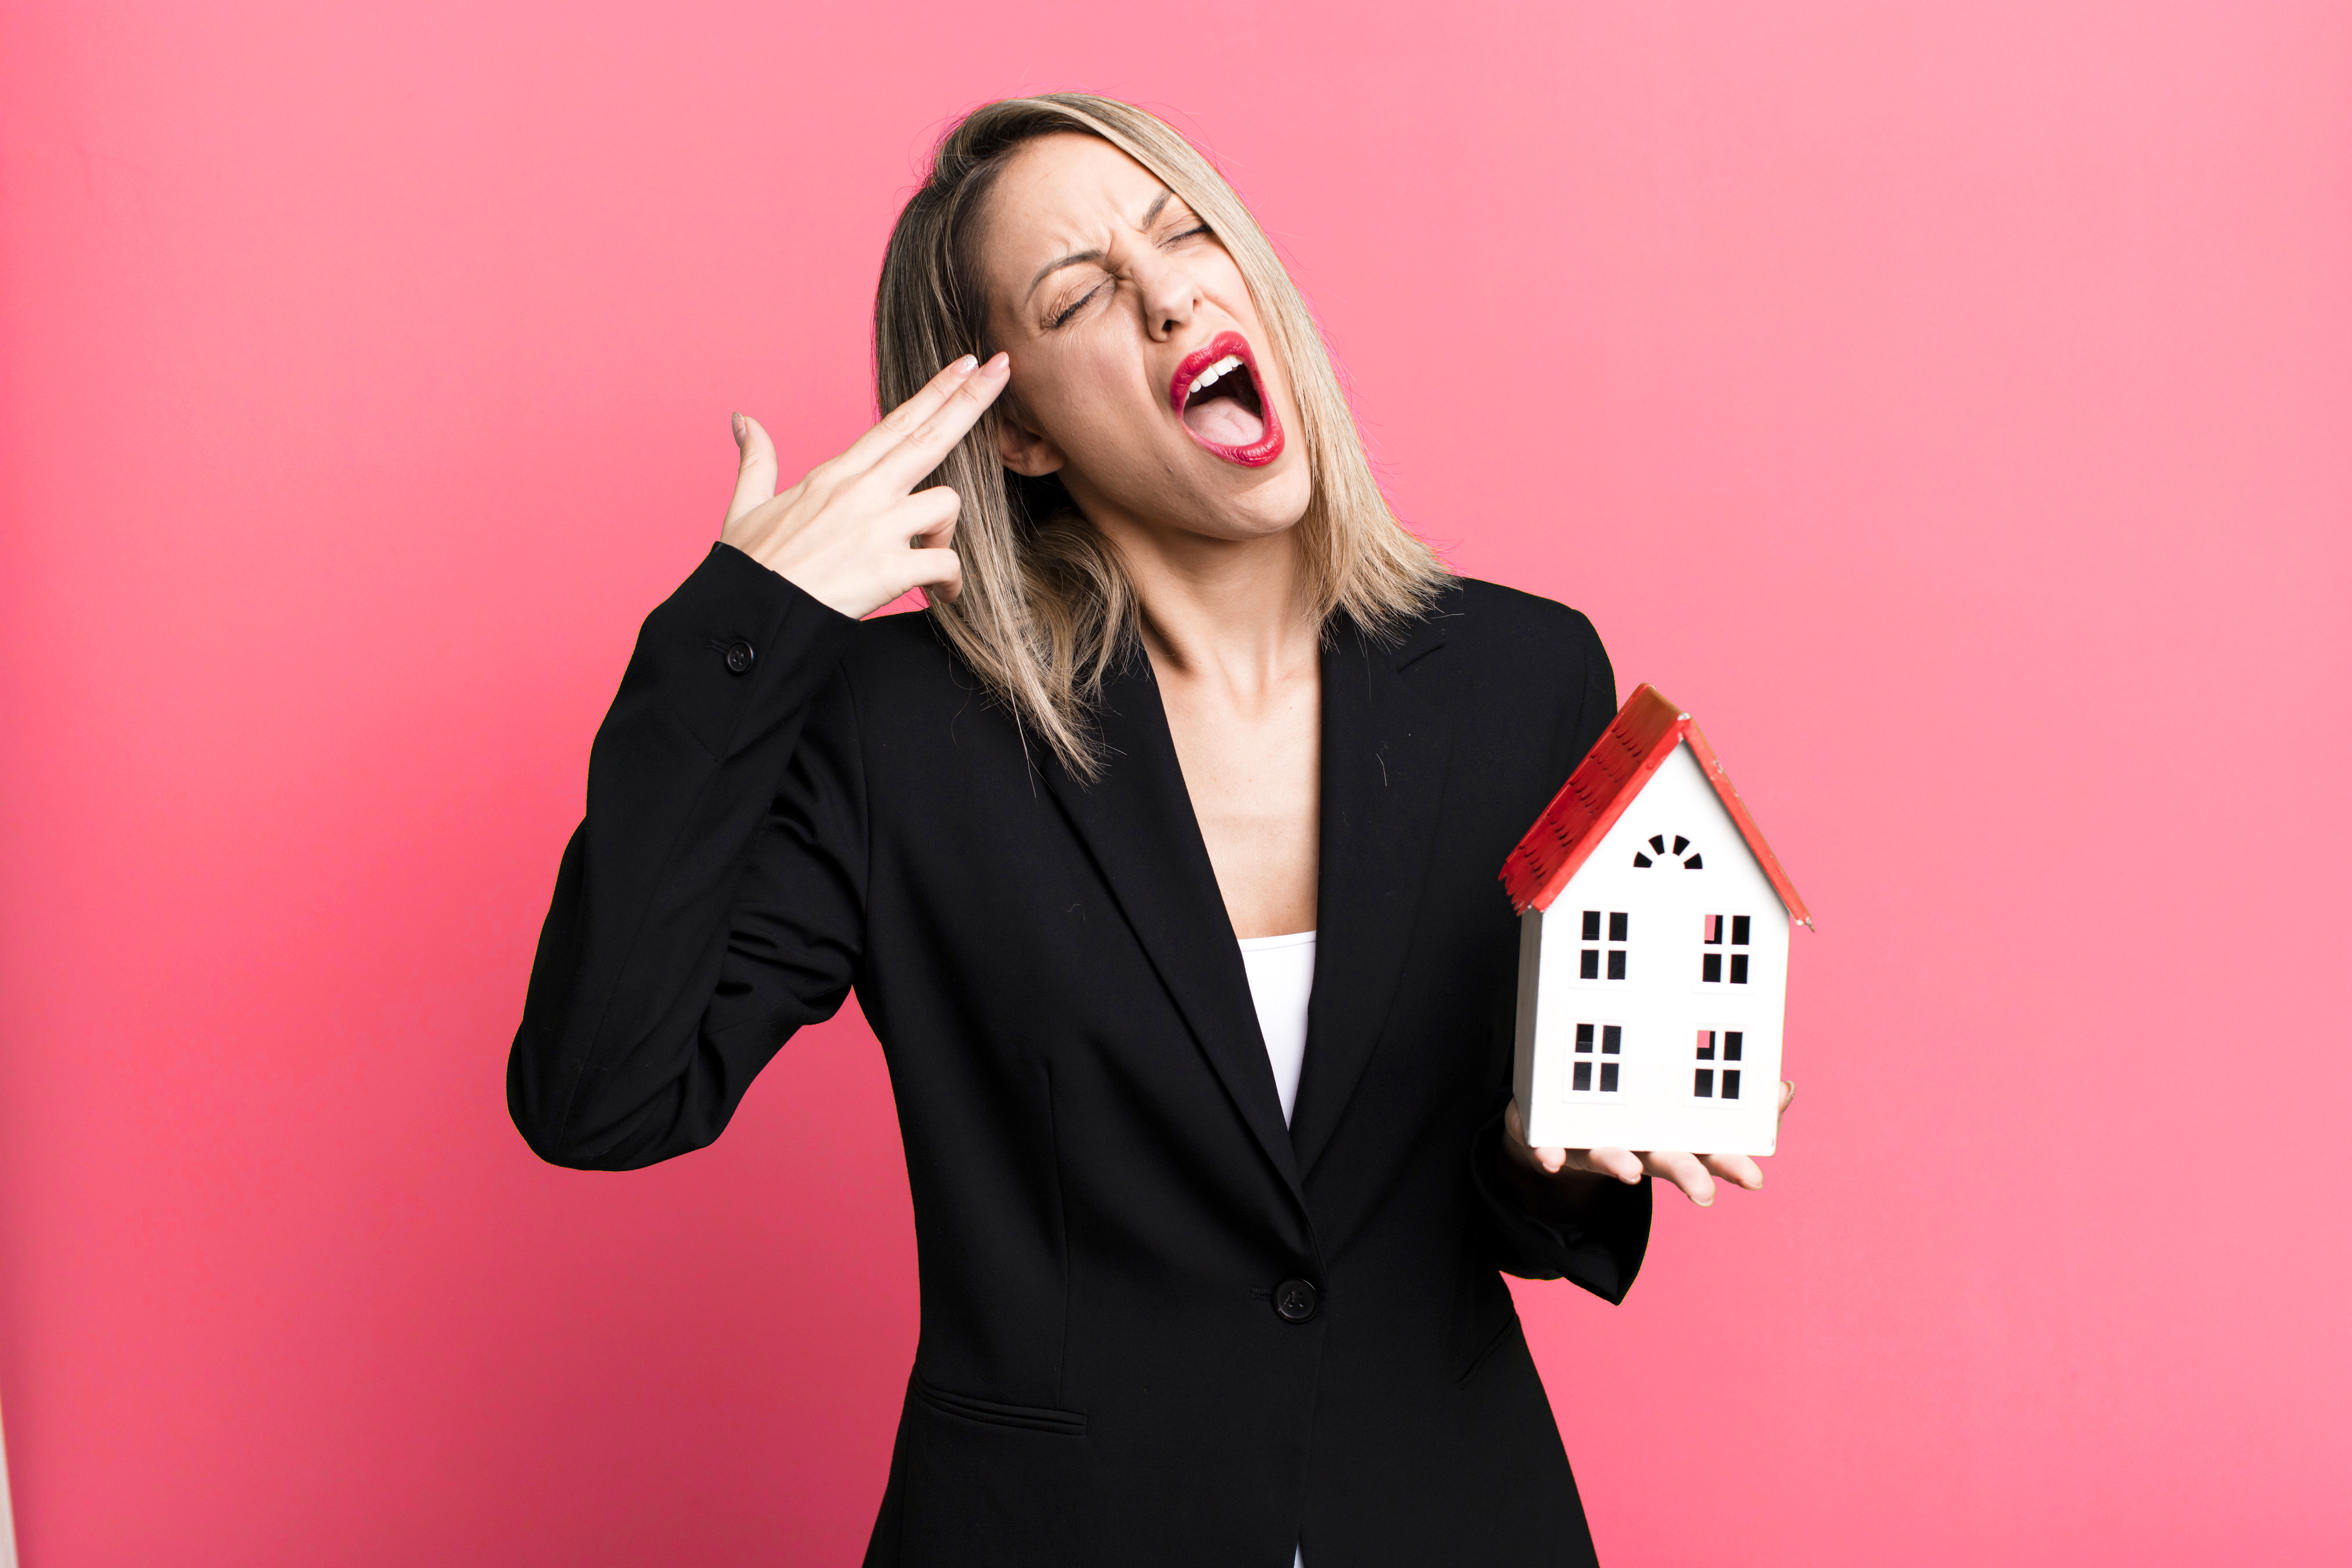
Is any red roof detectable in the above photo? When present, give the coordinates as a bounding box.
[1499,684,1812,926]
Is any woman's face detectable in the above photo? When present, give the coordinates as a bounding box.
[977,134,1312,543]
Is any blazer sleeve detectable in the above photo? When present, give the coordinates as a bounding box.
[1468,1113,1652,1302]
[507,542,869,1171]
[1467,602,1655,1302]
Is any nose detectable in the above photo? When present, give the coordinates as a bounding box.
[1134,250,1199,341]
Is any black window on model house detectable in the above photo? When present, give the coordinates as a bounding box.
[1633,833,1702,870]
[1579,909,1629,980]
[1570,1023,1622,1093]
[1693,1028,1743,1099]
[1700,913,1751,984]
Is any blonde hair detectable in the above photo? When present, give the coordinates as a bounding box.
[875,93,1450,780]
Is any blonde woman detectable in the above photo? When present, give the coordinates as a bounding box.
[510,94,1784,1567]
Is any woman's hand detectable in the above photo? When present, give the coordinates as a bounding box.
[1501,1081,1794,1209]
[722,353,1012,621]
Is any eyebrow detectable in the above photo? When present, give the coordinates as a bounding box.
[1024,246,1103,303]
[1022,188,1180,303]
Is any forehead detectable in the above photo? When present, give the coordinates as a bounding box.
[981,134,1171,262]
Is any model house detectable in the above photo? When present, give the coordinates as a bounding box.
[1501,684,1812,1156]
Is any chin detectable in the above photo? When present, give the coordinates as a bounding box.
[1231,465,1314,537]
[1168,449,1310,542]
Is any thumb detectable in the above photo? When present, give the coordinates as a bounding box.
[726,412,779,526]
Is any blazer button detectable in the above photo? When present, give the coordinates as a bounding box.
[723,639,755,675]
[1274,1279,1319,1323]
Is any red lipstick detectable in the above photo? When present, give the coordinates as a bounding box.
[1169,330,1285,468]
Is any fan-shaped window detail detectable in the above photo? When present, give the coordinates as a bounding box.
[1632,833,1703,871]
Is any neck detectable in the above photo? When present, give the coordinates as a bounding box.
[1091,511,1320,697]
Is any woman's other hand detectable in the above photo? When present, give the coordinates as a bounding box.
[1501,1081,1794,1209]
[722,353,1012,621]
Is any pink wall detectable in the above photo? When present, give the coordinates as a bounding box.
[2,2,2346,1563]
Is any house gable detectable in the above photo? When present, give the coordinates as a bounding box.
[1499,684,1812,929]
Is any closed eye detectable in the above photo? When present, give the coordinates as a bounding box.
[1047,282,1105,329]
[1047,224,1210,328]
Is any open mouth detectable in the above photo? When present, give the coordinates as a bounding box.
[1170,332,1284,467]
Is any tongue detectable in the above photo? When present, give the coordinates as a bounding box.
[1183,394,1266,448]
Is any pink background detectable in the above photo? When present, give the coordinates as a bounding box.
[3,2,2346,1563]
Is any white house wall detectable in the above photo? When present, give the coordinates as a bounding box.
[1515,742,1789,1156]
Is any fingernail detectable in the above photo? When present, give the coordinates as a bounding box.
[987,351,1009,371]
[952,354,977,374]
[731,412,745,444]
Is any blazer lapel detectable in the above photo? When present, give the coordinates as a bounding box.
[1037,660,1307,1206]
[1288,616,1453,1178]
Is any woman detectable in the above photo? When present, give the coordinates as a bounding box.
[509,93,1788,1567]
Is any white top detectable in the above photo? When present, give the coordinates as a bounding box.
[1236,930,1317,1127]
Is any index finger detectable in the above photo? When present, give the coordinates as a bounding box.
[869,352,1012,491]
[831,354,983,476]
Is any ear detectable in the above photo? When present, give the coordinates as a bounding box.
[995,401,1067,478]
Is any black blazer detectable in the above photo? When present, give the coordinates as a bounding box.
[509,543,1651,1567]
